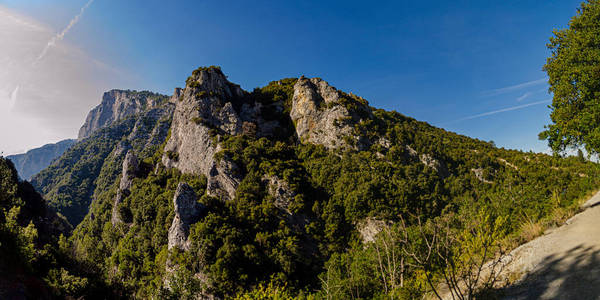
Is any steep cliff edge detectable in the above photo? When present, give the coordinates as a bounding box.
[161,66,246,200]
[291,76,372,150]
[78,90,168,140]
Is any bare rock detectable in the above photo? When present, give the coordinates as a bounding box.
[168,183,205,250]
[357,217,391,244]
[162,67,245,201]
[290,76,372,150]
[111,151,139,225]
[78,90,168,140]
[471,168,493,184]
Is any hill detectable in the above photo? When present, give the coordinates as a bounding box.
[30,66,600,298]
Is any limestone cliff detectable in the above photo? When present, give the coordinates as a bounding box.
[161,67,246,201]
[290,76,373,150]
[111,151,139,225]
[78,90,168,140]
[168,183,205,250]
[33,93,174,227]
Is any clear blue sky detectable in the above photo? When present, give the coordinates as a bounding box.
[0,0,584,153]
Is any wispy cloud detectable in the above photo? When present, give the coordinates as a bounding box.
[37,0,94,61]
[0,4,135,155]
[447,99,551,124]
[483,78,547,97]
[9,85,19,109]
[516,91,532,102]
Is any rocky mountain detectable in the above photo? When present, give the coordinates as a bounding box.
[7,139,75,180]
[78,89,168,140]
[27,66,600,299]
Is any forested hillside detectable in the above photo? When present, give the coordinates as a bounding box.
[30,66,600,299]
[0,157,115,299]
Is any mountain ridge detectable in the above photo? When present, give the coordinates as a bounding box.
[7,139,76,180]
[27,66,600,298]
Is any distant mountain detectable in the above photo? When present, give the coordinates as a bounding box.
[7,139,76,180]
[78,89,169,140]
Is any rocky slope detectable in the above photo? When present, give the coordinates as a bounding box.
[7,139,75,180]
[32,90,172,226]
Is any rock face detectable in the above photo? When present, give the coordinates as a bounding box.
[357,217,390,244]
[162,70,378,202]
[111,151,139,225]
[7,139,76,180]
[78,90,168,140]
[162,67,246,201]
[290,76,372,150]
[168,183,205,250]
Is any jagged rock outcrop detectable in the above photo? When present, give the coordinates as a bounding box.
[162,67,246,200]
[471,168,494,184]
[78,90,168,140]
[290,76,373,150]
[168,183,205,250]
[405,145,448,176]
[357,217,391,244]
[7,139,76,180]
[111,151,139,225]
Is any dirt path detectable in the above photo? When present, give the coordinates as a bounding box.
[499,191,600,299]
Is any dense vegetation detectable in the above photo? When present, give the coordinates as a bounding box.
[0,157,113,299]
[47,76,600,299]
[540,0,600,155]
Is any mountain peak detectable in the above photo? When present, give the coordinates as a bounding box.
[77,89,168,140]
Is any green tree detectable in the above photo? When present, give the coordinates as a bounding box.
[540,0,600,155]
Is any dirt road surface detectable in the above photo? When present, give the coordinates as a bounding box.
[500,191,600,299]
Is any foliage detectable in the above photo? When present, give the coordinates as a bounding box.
[539,0,600,155]
[0,157,111,299]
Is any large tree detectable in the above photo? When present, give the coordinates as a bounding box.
[539,0,600,155]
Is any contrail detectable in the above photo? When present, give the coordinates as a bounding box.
[447,99,552,124]
[37,0,94,61]
[483,78,547,97]
[9,85,20,109]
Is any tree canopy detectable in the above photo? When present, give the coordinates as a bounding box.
[540,0,600,155]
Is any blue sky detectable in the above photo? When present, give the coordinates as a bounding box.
[0,0,584,154]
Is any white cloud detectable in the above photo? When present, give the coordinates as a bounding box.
[0,5,131,155]
[37,0,94,61]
